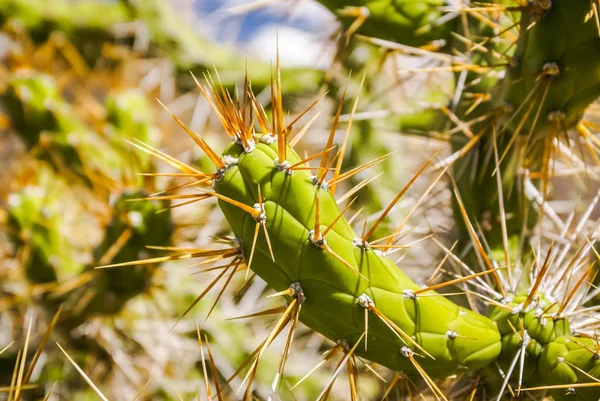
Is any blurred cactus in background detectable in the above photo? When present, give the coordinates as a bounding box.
[84,190,173,318]
[6,166,82,286]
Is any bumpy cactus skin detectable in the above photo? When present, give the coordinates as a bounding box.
[214,137,502,377]
[486,296,600,401]
[498,0,600,138]
[208,133,600,398]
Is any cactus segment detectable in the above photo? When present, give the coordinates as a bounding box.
[499,0,600,140]
[447,0,600,267]
[483,294,600,400]
[213,138,502,377]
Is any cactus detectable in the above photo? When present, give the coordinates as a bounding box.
[126,62,600,399]
[3,70,128,187]
[454,0,600,253]
[103,88,159,179]
[2,170,175,398]
[3,71,65,149]
[215,135,502,376]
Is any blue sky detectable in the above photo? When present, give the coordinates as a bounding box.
[192,0,336,67]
